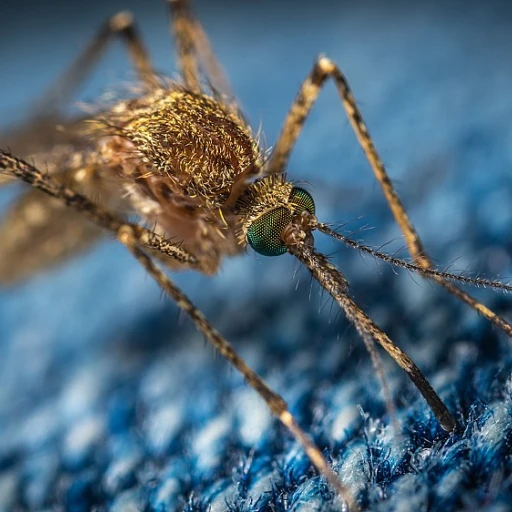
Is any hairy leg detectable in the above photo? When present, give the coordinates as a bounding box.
[0,151,198,268]
[268,55,512,337]
[167,0,233,97]
[119,225,357,509]
[0,148,358,508]
[0,167,104,285]
[282,219,456,433]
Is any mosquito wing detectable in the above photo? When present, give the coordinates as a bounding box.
[0,114,124,286]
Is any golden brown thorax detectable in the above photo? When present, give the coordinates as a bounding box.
[97,88,261,205]
[89,87,264,274]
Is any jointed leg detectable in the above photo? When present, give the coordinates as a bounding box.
[283,227,456,433]
[118,226,357,510]
[34,11,158,117]
[268,56,512,337]
[167,0,233,97]
[168,0,200,92]
[0,151,197,268]
[0,149,358,509]
[0,167,103,285]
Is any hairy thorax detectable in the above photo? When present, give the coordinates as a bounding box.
[90,88,262,274]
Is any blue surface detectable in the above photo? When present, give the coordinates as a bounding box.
[1,1,512,510]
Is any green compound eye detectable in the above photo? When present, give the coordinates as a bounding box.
[289,187,315,215]
[247,207,292,256]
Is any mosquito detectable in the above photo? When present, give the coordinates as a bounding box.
[1,1,512,509]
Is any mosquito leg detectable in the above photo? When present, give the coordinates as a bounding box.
[0,168,104,285]
[0,149,358,507]
[283,224,457,433]
[0,146,358,506]
[117,224,358,510]
[268,56,512,337]
[166,0,233,97]
[188,13,233,97]
[167,0,201,93]
[34,11,158,117]
[0,150,197,267]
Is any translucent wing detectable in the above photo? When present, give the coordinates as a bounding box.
[0,183,103,285]
[0,115,122,286]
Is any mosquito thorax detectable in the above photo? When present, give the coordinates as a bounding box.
[234,175,316,256]
[92,89,262,210]
[87,88,267,272]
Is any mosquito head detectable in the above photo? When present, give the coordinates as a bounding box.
[234,174,317,256]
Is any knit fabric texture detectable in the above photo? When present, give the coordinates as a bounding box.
[1,1,512,511]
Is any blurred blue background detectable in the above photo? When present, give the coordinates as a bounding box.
[1,1,512,510]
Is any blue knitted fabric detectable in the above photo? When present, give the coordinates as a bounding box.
[1,1,512,511]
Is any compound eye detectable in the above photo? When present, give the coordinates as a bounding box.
[247,207,292,256]
[289,187,315,215]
